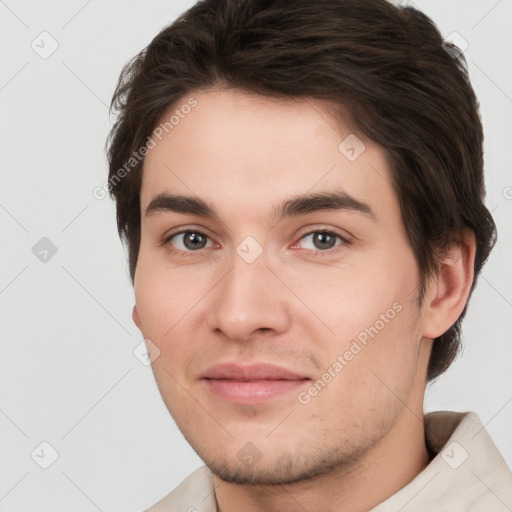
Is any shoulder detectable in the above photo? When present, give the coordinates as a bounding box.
[371,411,512,511]
[144,465,217,512]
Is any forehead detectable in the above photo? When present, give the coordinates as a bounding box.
[140,88,397,223]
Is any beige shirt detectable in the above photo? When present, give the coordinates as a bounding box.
[146,411,512,511]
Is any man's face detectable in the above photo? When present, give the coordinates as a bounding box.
[133,89,430,484]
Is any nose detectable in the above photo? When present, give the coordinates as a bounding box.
[205,249,291,342]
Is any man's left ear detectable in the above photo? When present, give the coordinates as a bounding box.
[132,305,142,330]
[422,229,477,339]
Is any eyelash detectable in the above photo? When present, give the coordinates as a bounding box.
[162,228,351,257]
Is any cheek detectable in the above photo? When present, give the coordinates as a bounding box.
[294,248,421,389]
[302,299,421,427]
[288,260,412,343]
[133,248,205,346]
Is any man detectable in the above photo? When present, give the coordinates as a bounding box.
[105,0,512,510]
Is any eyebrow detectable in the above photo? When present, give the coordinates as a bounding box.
[145,190,376,222]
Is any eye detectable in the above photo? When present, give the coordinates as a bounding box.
[295,230,348,253]
[163,228,350,256]
[165,230,215,254]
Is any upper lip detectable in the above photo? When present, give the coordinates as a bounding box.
[200,362,309,381]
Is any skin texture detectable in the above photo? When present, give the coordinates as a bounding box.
[132,89,476,512]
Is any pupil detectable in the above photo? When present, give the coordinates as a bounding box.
[314,232,335,250]
[184,232,206,250]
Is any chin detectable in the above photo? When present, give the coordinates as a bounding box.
[199,446,358,486]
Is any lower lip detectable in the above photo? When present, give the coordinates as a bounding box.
[203,379,309,405]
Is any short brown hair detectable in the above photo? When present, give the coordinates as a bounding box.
[105,0,496,382]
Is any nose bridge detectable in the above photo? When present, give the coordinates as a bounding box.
[207,242,290,340]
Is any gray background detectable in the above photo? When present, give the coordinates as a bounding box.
[1,0,511,510]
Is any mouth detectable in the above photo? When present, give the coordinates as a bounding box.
[200,362,311,405]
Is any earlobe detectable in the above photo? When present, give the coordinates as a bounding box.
[422,229,476,339]
[132,305,142,330]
